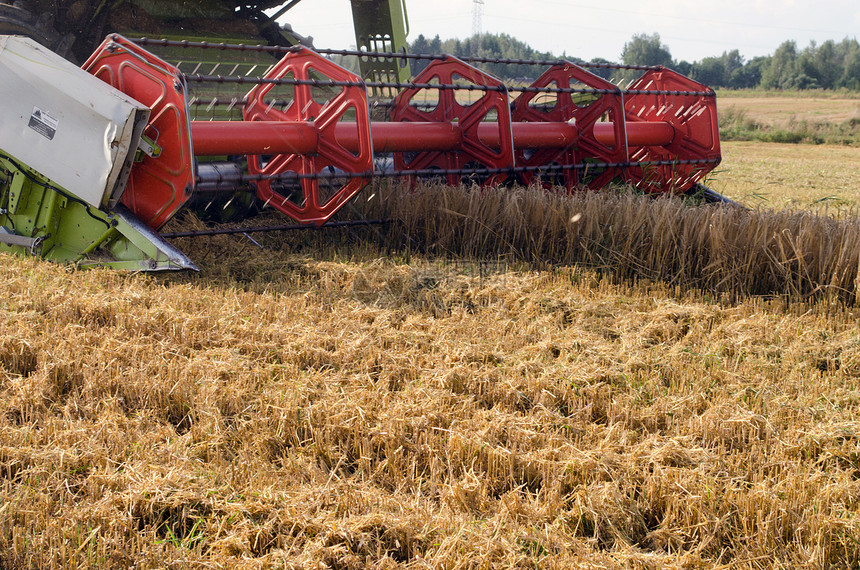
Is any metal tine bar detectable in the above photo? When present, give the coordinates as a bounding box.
[207,158,722,185]
[160,219,393,239]
[132,36,662,72]
[136,36,712,97]
[131,37,658,75]
[183,73,713,98]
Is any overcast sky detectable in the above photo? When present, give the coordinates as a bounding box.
[274,0,860,63]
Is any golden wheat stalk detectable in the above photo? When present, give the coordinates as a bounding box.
[355,182,860,304]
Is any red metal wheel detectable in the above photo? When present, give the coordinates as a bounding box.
[244,47,373,225]
[391,56,515,186]
[512,62,627,190]
[623,68,721,194]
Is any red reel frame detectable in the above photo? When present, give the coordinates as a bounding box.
[83,35,195,230]
[623,68,721,194]
[244,47,373,226]
[391,56,515,186]
[512,63,627,190]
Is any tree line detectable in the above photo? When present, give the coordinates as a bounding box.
[408,32,860,90]
[408,33,557,82]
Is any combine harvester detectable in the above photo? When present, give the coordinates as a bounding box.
[0,1,721,270]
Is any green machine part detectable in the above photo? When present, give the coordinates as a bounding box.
[1,1,412,89]
[0,153,196,271]
[0,1,315,62]
[1,1,407,61]
[349,0,411,94]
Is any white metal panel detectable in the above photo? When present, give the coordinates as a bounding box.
[0,36,150,208]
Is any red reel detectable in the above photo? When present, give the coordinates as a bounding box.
[623,68,721,194]
[244,47,373,226]
[83,35,195,230]
[512,63,627,190]
[391,56,515,186]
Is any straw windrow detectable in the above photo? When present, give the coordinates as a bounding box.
[362,182,860,304]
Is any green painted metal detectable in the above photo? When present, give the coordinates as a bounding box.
[350,0,411,94]
[0,1,315,62]
[21,1,294,22]
[268,0,308,22]
[0,152,197,271]
[1,1,411,79]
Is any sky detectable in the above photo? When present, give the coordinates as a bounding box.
[273,0,860,63]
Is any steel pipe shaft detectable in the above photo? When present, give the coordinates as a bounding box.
[190,120,674,156]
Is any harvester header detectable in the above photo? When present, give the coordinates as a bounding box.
[0,29,721,270]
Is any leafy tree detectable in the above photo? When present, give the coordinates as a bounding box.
[731,56,768,88]
[407,31,860,92]
[690,50,747,88]
[836,38,860,89]
[674,60,693,77]
[761,40,798,89]
[723,50,745,82]
[621,33,674,68]
[810,40,842,89]
[587,57,615,80]
[842,44,860,89]
[439,33,555,81]
[693,56,726,86]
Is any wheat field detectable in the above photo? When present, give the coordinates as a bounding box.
[2,178,860,568]
[712,142,860,209]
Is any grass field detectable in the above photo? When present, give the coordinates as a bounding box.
[717,91,860,125]
[716,91,860,146]
[3,91,860,567]
[712,142,860,208]
[710,94,860,208]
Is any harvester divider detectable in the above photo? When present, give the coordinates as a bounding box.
[0,150,197,271]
